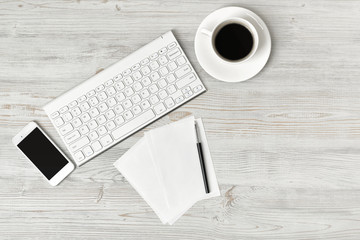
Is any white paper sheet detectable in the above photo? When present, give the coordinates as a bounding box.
[113,116,220,224]
[145,116,205,210]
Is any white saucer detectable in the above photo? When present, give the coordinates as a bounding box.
[194,7,271,82]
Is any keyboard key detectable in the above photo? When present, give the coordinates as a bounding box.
[150,52,158,59]
[65,130,81,144]
[133,71,142,80]
[132,63,141,71]
[125,87,134,97]
[54,117,64,127]
[159,67,169,76]
[124,76,133,85]
[182,86,191,94]
[114,104,124,114]
[176,56,186,66]
[158,79,167,88]
[86,90,96,98]
[88,120,98,130]
[97,115,107,125]
[83,146,94,157]
[63,112,73,121]
[79,125,89,134]
[131,82,141,92]
[74,151,85,162]
[91,141,102,152]
[141,66,151,75]
[140,89,150,98]
[159,47,167,54]
[105,79,114,86]
[96,85,105,92]
[176,73,196,89]
[60,106,69,114]
[123,68,131,76]
[141,100,151,110]
[154,103,166,115]
[168,61,177,71]
[71,107,82,117]
[150,95,159,104]
[114,74,122,82]
[142,77,151,86]
[105,109,116,119]
[166,74,176,83]
[70,136,90,152]
[158,90,168,99]
[78,95,87,102]
[116,93,126,102]
[89,97,99,106]
[51,111,60,118]
[133,105,142,115]
[165,97,175,108]
[69,100,77,108]
[115,82,125,90]
[168,42,177,49]
[98,102,108,112]
[80,113,91,123]
[100,134,113,146]
[115,116,125,125]
[112,110,155,140]
[89,131,99,140]
[175,65,191,78]
[60,123,73,135]
[106,121,116,130]
[106,87,116,96]
[73,118,82,127]
[80,102,91,111]
[124,111,134,120]
[98,91,108,101]
[149,84,159,93]
[150,61,160,70]
[131,94,141,104]
[141,58,149,65]
[175,95,184,103]
[107,97,117,107]
[184,90,193,98]
[167,47,181,60]
[158,55,168,65]
[150,71,160,81]
[193,85,203,93]
[89,108,100,117]
[167,84,177,94]
[97,126,107,136]
[123,99,133,109]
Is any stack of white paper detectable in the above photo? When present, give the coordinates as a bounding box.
[114,116,220,224]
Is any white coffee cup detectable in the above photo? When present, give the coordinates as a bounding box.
[200,17,259,64]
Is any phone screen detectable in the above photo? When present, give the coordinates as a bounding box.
[17,127,68,180]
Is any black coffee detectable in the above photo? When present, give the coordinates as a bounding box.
[214,23,254,61]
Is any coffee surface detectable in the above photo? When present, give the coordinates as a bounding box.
[214,23,254,61]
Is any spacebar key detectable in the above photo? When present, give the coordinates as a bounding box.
[112,110,155,140]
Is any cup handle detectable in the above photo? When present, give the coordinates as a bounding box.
[200,28,212,37]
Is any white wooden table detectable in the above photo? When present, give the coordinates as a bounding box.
[1,0,360,239]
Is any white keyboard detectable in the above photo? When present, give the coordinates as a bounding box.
[44,31,206,166]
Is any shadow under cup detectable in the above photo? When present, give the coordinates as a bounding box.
[213,22,256,62]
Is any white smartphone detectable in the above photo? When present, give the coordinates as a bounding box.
[12,122,75,186]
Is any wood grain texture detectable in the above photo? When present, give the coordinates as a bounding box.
[1,0,360,239]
